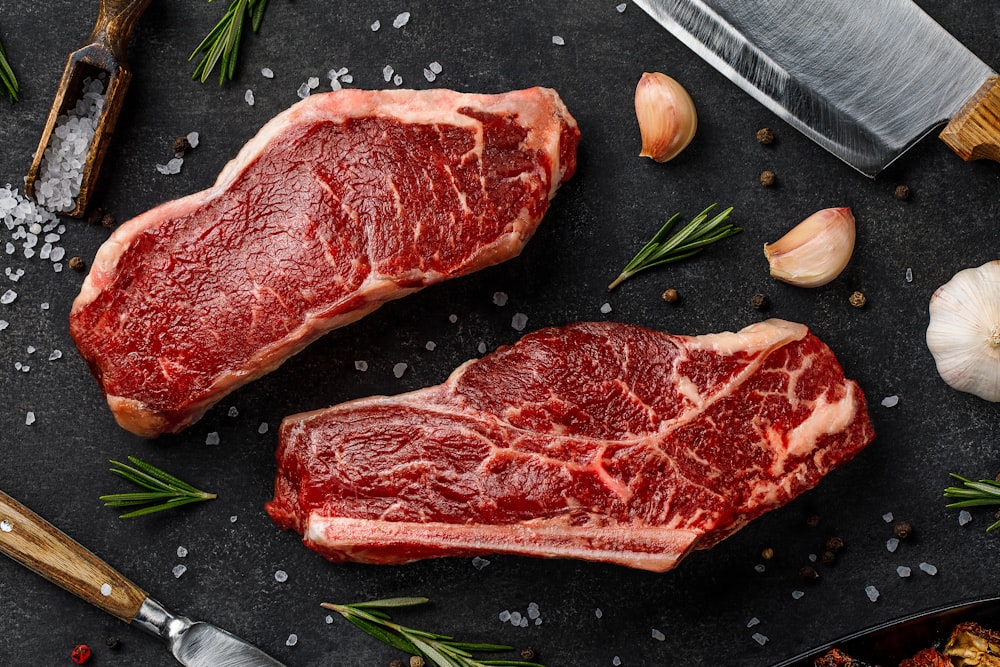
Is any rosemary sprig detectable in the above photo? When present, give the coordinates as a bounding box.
[0,36,18,103]
[608,203,741,290]
[322,597,547,667]
[190,0,270,85]
[945,473,1000,532]
[100,456,217,518]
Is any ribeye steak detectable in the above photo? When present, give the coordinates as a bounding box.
[266,319,875,572]
[69,87,579,437]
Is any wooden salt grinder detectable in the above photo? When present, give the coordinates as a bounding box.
[24,0,152,218]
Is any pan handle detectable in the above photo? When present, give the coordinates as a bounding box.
[0,489,147,623]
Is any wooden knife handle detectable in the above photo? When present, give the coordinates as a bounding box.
[0,490,147,623]
[940,75,1000,163]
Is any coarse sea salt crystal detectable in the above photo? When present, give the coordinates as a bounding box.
[341,74,353,84]
[177,546,188,558]
[477,342,487,354]
[919,562,938,576]
[258,422,269,434]
[886,537,900,552]
[261,67,274,78]
[274,570,288,583]
[906,267,913,283]
[423,68,436,83]
[511,312,528,331]
[747,617,760,628]
[429,61,442,74]
[651,628,665,641]
[393,74,403,86]
[2,288,17,304]
[354,360,368,372]
[370,20,380,31]
[245,89,255,106]
[325,615,334,624]
[307,76,320,90]
[100,583,112,596]
[616,2,627,11]
[493,291,508,306]
[172,564,187,579]
[448,314,458,323]
[296,82,311,99]
[187,132,200,148]
[392,11,410,28]
[472,556,490,570]
[228,406,239,418]
[883,512,894,523]
[48,349,62,361]
[600,302,612,314]
[383,65,394,82]
[230,515,238,523]
[0,320,8,331]
[393,362,408,378]
[595,608,603,619]
[552,35,565,45]
[612,657,622,666]
[754,563,765,573]
[0,520,10,532]
[205,432,220,445]
[286,634,298,647]
[959,510,973,526]
[25,411,35,425]
[897,565,911,577]
[40,302,49,311]
[791,590,805,600]
[865,585,880,602]
[881,395,899,408]
[425,341,436,351]
[752,633,768,646]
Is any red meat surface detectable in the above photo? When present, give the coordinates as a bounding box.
[267,319,875,572]
[69,87,579,437]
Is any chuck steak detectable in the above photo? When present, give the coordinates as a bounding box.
[266,319,874,572]
[69,87,579,437]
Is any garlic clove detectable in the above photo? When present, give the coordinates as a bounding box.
[764,207,856,287]
[635,72,697,163]
[926,260,1000,402]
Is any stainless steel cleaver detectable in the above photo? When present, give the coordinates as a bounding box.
[0,489,285,666]
[632,0,1000,176]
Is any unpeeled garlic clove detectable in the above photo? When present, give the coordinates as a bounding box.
[635,72,697,163]
[926,260,1000,402]
[764,207,856,287]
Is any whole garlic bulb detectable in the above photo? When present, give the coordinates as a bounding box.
[926,260,1000,402]
[635,72,697,162]
[764,207,856,287]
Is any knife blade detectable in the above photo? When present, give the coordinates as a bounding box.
[632,0,1000,176]
[0,490,285,666]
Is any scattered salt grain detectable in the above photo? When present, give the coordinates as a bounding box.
[865,585,880,602]
[1,289,16,304]
[919,562,938,576]
[792,590,805,600]
[100,583,112,596]
[393,362,408,378]
[40,302,49,310]
[172,564,187,579]
[228,406,239,417]
[600,302,612,314]
[477,342,487,354]
[296,82,311,99]
[245,89,255,106]
[0,320,7,331]
[746,617,760,628]
[752,633,769,646]
[552,35,565,45]
[897,565,911,577]
[155,157,184,175]
[959,510,973,526]
[886,537,899,552]
[493,291,509,306]
[205,432,220,446]
[330,79,343,92]
[499,610,511,622]
[325,615,334,624]
[883,512,894,523]
[383,65,394,82]
[808,553,818,562]
[14,362,21,370]
[19,364,29,373]
[307,76,320,90]
[285,634,298,647]
[393,74,403,86]
[186,132,199,149]
[25,411,35,426]
[612,657,622,666]
[177,546,188,558]
[448,314,458,323]
[472,556,490,570]
[423,68,436,83]
[429,61,442,74]
[261,67,274,78]
[371,20,380,31]
[230,515,238,523]
[53,263,62,273]
[354,360,368,371]
[274,570,288,583]
[616,2,627,12]
[26,346,34,354]
[510,611,522,625]
[425,341,436,351]
[0,520,10,532]
[527,602,540,620]
[754,563,766,573]
[258,422,269,434]
[651,628,665,641]
[511,312,528,331]
[392,12,410,28]
[595,608,603,619]
[881,395,899,408]
[340,74,353,84]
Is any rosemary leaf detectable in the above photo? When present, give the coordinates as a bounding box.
[322,598,547,667]
[0,36,18,103]
[191,0,270,85]
[100,456,216,518]
[944,473,1000,531]
[608,204,741,290]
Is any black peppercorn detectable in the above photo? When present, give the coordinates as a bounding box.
[894,184,911,201]
[761,546,774,560]
[173,136,192,156]
[105,635,121,650]
[101,212,116,229]
[389,660,404,667]
[820,550,837,565]
[756,127,775,145]
[805,513,821,528]
[893,520,913,539]
[520,647,537,661]
[799,565,821,582]
[86,207,104,226]
[824,536,844,552]
[69,256,86,271]
[751,293,768,310]
[759,169,776,187]
[849,291,866,308]
[661,288,680,304]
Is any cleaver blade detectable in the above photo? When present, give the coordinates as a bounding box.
[632,0,1000,176]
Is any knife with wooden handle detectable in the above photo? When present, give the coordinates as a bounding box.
[0,490,285,667]
[632,0,1000,176]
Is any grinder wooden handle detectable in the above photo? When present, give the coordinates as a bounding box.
[0,489,147,623]
[940,74,1000,163]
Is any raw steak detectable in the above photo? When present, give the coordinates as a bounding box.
[69,87,579,438]
[266,319,875,572]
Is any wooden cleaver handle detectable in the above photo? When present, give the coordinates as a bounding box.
[0,490,147,623]
[940,75,1000,163]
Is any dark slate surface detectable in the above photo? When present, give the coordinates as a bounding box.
[1,1,999,665]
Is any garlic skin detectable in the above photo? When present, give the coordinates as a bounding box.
[764,207,856,287]
[635,72,697,163]
[926,260,1000,402]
